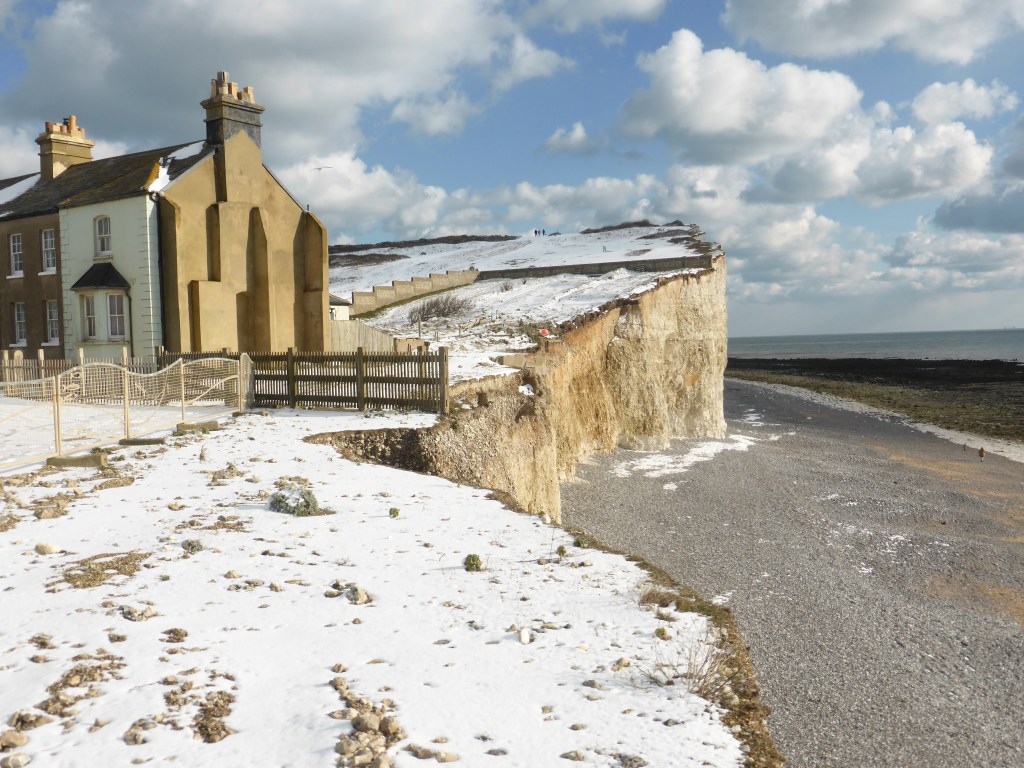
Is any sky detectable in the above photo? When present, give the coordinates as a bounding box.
[1,0,1023,337]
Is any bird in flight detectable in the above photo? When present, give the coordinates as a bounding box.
[311,165,333,171]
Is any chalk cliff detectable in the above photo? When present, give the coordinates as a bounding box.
[314,257,727,522]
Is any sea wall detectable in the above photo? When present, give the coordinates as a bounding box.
[314,257,727,522]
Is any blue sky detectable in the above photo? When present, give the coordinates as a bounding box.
[1,0,1022,337]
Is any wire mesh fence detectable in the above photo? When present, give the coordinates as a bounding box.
[0,355,251,471]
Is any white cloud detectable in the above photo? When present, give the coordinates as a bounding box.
[390,91,479,136]
[620,29,862,164]
[912,79,1020,124]
[856,123,992,202]
[542,122,602,154]
[527,0,667,32]
[494,34,573,91]
[885,229,1024,289]
[1,0,520,161]
[723,0,1024,64]
[276,151,448,241]
[0,123,38,177]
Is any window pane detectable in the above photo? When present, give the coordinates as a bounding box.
[108,293,125,338]
[46,300,60,342]
[14,303,26,343]
[96,217,111,256]
[84,295,96,338]
[42,229,56,271]
[10,233,23,274]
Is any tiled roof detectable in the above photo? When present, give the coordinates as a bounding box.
[70,262,131,290]
[0,142,211,221]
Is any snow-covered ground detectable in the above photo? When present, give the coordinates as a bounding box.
[332,226,715,382]
[328,226,715,300]
[0,410,744,767]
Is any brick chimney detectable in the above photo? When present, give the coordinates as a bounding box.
[201,71,265,148]
[35,115,95,180]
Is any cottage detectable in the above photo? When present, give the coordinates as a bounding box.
[0,72,329,361]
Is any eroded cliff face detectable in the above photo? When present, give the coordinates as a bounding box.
[313,259,727,522]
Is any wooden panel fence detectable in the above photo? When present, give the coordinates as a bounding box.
[158,347,448,414]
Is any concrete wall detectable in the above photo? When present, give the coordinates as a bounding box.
[475,254,712,281]
[350,269,479,316]
[348,256,713,317]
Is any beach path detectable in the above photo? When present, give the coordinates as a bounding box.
[562,377,1024,768]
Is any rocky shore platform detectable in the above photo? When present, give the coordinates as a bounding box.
[726,357,1024,445]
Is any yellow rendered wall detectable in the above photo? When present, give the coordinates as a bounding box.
[160,132,328,352]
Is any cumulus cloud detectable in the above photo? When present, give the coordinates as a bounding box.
[542,122,602,155]
[620,29,862,164]
[856,122,992,202]
[390,91,479,136]
[934,183,1024,233]
[885,229,1024,290]
[0,0,527,162]
[526,0,667,32]
[276,151,449,240]
[912,79,1019,125]
[493,34,573,92]
[0,123,38,177]
[722,0,1024,64]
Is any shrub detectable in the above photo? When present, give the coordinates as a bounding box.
[655,626,670,641]
[389,507,400,518]
[408,294,474,323]
[573,536,589,549]
[269,489,320,517]
[556,545,568,557]
[500,280,515,292]
[463,554,483,572]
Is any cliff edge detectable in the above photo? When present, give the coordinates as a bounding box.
[313,256,727,522]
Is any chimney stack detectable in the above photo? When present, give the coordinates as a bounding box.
[201,70,265,148]
[35,115,95,180]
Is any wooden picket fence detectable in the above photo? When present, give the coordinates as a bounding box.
[158,347,449,414]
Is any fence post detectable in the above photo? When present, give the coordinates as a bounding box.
[179,360,186,424]
[236,356,245,413]
[77,347,85,366]
[37,348,44,380]
[417,347,426,410]
[356,347,366,411]
[438,346,449,415]
[1,349,6,383]
[52,374,62,457]
[287,347,297,409]
[122,346,131,440]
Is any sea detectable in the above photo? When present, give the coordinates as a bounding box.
[728,328,1024,362]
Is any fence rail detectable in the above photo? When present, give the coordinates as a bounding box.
[159,347,449,413]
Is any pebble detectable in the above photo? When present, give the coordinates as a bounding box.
[0,730,28,749]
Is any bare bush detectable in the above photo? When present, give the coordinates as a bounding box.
[633,627,738,705]
[407,295,474,323]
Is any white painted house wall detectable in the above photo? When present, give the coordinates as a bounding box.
[60,195,163,361]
